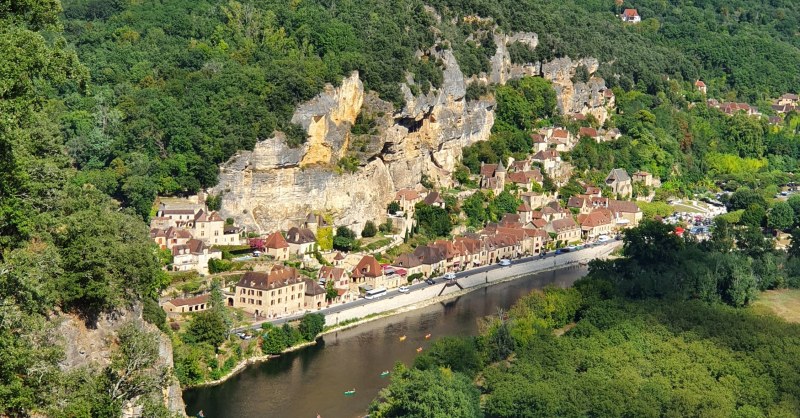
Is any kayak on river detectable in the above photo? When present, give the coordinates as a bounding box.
[344,389,356,396]
[425,333,431,339]
[416,347,423,353]
[380,370,390,377]
[399,335,406,341]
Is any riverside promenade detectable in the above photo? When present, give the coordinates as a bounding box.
[237,241,621,332]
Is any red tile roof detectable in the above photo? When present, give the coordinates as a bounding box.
[264,231,289,249]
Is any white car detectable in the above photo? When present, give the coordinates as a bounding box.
[398,286,410,293]
[597,235,610,242]
[443,272,456,280]
[499,259,511,266]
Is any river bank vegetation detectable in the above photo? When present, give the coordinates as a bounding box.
[369,221,800,417]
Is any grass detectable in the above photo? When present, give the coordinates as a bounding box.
[751,289,800,323]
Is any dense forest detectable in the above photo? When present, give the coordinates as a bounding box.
[55,0,800,218]
[369,221,800,417]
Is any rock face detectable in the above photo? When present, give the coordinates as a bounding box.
[57,307,186,416]
[215,50,495,234]
[215,31,614,234]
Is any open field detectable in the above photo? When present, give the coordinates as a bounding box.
[751,289,800,323]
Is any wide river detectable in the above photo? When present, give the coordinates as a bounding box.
[183,264,588,418]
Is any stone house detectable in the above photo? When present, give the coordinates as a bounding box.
[453,236,485,268]
[480,161,506,196]
[695,80,707,95]
[517,202,533,223]
[303,279,326,310]
[545,217,581,244]
[171,239,221,275]
[394,188,422,215]
[392,253,424,277]
[579,127,600,142]
[351,255,395,291]
[577,209,615,239]
[777,93,799,107]
[567,195,593,215]
[520,191,552,211]
[263,232,290,261]
[605,168,633,198]
[482,233,520,264]
[162,294,209,316]
[632,171,654,187]
[531,134,548,152]
[507,169,544,193]
[285,226,317,255]
[607,199,643,228]
[151,226,192,250]
[318,266,357,302]
[621,8,641,23]
[549,129,572,151]
[423,191,446,209]
[233,266,306,318]
[531,149,560,179]
[191,210,229,245]
[412,245,447,277]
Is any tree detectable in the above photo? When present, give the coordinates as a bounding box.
[298,313,325,341]
[262,329,288,355]
[414,203,453,238]
[740,204,766,228]
[789,228,800,260]
[362,221,377,238]
[104,322,170,411]
[387,201,401,214]
[333,226,359,252]
[184,311,228,349]
[325,280,338,302]
[317,226,333,251]
[369,364,482,418]
[767,201,794,230]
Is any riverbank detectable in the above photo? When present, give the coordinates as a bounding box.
[185,242,620,389]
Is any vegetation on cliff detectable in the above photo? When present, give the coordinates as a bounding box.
[369,221,800,417]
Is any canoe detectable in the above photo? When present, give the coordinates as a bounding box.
[344,390,356,396]
[416,347,423,353]
[424,334,431,339]
[399,335,406,341]
[380,371,390,377]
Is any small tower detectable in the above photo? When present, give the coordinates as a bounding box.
[305,213,318,234]
[496,159,507,189]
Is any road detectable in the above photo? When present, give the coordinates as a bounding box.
[233,240,620,333]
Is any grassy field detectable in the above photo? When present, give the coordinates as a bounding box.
[751,289,800,323]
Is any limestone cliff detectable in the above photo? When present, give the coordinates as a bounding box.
[214,31,614,234]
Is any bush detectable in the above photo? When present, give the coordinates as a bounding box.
[362,221,377,238]
[299,313,325,341]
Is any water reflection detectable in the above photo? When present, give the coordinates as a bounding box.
[184,266,587,418]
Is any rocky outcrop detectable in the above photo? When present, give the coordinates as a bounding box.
[215,30,614,233]
[215,49,495,234]
[57,307,186,416]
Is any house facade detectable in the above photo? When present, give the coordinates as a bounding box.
[606,168,633,198]
[233,266,306,318]
[162,294,210,316]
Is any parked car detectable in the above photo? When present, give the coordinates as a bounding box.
[443,272,456,280]
[597,235,610,242]
[425,278,436,285]
[499,259,512,266]
[398,285,410,293]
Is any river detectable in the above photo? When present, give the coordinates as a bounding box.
[183,264,588,418]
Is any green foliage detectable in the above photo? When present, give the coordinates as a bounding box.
[206,194,222,211]
[298,313,325,341]
[369,364,482,418]
[184,311,228,349]
[768,201,794,231]
[316,225,333,251]
[387,201,401,215]
[414,203,453,238]
[262,329,288,355]
[333,226,359,252]
[142,297,166,331]
[361,221,377,238]
[636,201,673,220]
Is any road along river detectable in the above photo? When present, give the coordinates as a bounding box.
[183,263,592,418]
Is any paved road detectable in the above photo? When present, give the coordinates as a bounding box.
[233,240,620,333]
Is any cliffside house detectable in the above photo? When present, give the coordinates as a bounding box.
[318,266,356,302]
[621,8,641,23]
[303,213,328,234]
[423,191,446,209]
[171,239,221,275]
[607,199,643,228]
[579,127,600,142]
[603,88,616,107]
[151,226,192,250]
[577,209,615,239]
[545,217,582,244]
[412,245,447,277]
[480,161,507,196]
[632,171,654,187]
[507,169,544,193]
[162,294,209,316]
[568,195,593,215]
[520,191,552,211]
[606,168,633,198]
[303,279,326,310]
[531,149,561,179]
[263,232,290,261]
[286,226,317,255]
[233,266,306,318]
[394,188,422,215]
[777,93,799,107]
[549,129,572,151]
[695,80,707,95]
[531,134,548,152]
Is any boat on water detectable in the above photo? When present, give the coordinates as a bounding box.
[416,347,423,353]
[380,370,390,377]
[424,333,431,339]
[399,335,406,341]
[344,389,356,396]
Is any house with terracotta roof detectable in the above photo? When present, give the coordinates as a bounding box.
[602,89,616,107]
[517,202,533,223]
[453,236,485,267]
[171,239,222,275]
[545,217,581,244]
[352,255,400,291]
[482,233,521,263]
[286,226,317,255]
[531,133,549,152]
[579,127,600,142]
[695,80,707,95]
[263,231,290,261]
[567,195,593,215]
[607,199,643,227]
[548,128,573,151]
[506,168,544,193]
[234,266,306,317]
[632,171,654,187]
[151,226,193,250]
[423,191,446,209]
[621,8,641,23]
[162,294,210,316]
[318,265,351,296]
[480,161,506,196]
[577,209,615,239]
[606,168,633,198]
[393,253,424,277]
[777,93,799,107]
[394,188,422,214]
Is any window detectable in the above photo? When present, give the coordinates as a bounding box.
[258,291,262,296]
[271,291,275,296]
[239,297,245,303]
[278,298,281,303]
[271,300,274,305]
[257,300,262,305]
